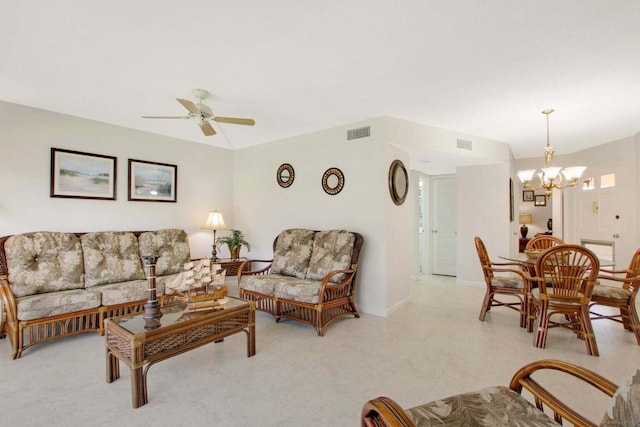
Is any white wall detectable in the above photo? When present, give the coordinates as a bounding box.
[456,163,512,285]
[233,117,395,316]
[0,101,233,258]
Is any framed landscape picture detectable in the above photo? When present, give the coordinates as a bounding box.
[534,194,547,206]
[50,148,117,200]
[128,159,177,202]
[523,189,534,202]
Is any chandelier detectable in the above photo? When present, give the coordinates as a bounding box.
[516,109,586,198]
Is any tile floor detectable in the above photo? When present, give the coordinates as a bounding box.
[0,275,638,427]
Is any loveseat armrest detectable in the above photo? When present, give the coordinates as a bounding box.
[361,396,415,427]
[318,268,357,302]
[0,275,17,342]
[509,359,618,427]
[237,259,273,285]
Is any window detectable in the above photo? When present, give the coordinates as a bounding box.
[583,177,595,190]
[600,173,615,188]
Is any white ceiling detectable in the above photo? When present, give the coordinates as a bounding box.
[1,1,639,168]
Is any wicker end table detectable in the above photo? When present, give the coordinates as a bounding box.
[105,297,255,408]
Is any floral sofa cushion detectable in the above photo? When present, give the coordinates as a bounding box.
[16,289,102,321]
[306,230,355,283]
[405,386,560,427]
[601,369,640,427]
[241,274,291,296]
[5,232,85,297]
[138,229,191,276]
[274,279,323,304]
[270,229,316,278]
[81,232,144,287]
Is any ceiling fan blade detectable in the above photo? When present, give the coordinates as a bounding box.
[213,116,255,126]
[176,98,200,114]
[199,122,216,136]
[141,115,190,119]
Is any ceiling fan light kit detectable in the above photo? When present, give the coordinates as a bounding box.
[142,88,255,136]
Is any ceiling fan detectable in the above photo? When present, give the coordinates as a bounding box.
[142,88,255,136]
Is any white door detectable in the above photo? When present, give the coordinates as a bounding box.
[565,164,633,267]
[431,175,457,276]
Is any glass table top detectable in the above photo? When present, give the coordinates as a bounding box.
[111,297,247,335]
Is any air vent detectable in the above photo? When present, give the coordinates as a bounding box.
[347,126,371,141]
[456,138,473,151]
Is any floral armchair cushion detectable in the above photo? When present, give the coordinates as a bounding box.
[138,229,191,276]
[270,229,316,279]
[405,386,560,427]
[81,232,144,287]
[306,230,355,283]
[601,369,640,427]
[5,232,85,297]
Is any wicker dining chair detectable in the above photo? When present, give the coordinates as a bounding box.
[590,247,640,345]
[528,244,600,356]
[525,234,564,250]
[474,236,529,327]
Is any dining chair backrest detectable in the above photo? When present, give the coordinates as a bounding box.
[535,244,599,299]
[625,247,640,287]
[474,237,493,282]
[526,235,564,251]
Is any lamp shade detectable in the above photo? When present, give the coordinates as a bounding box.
[519,213,532,225]
[202,211,227,230]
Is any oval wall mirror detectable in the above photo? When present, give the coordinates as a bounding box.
[276,163,295,188]
[389,159,408,205]
[322,167,344,195]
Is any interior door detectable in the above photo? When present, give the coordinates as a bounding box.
[431,175,456,276]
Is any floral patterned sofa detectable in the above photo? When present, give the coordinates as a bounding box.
[362,359,640,427]
[238,229,363,336]
[0,228,190,359]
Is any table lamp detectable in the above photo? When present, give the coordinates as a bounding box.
[519,213,533,238]
[202,210,227,261]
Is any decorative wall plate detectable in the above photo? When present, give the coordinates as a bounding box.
[388,159,408,205]
[322,167,344,195]
[276,163,295,188]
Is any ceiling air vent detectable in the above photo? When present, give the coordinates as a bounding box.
[456,138,473,151]
[347,126,371,141]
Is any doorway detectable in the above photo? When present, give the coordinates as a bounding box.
[431,175,457,276]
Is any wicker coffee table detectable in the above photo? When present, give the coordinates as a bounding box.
[105,297,255,408]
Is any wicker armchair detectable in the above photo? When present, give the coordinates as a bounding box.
[525,234,564,250]
[474,236,529,327]
[528,244,600,356]
[362,359,639,427]
[591,247,640,345]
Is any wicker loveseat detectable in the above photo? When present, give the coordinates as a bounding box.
[362,359,640,427]
[0,228,191,359]
[237,229,363,336]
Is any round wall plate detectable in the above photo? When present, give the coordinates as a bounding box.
[276,163,295,188]
[389,159,408,205]
[322,167,344,195]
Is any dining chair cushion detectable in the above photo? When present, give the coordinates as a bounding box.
[530,288,583,304]
[592,284,632,300]
[490,277,523,289]
[600,369,640,427]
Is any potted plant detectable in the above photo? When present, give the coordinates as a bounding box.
[216,229,251,260]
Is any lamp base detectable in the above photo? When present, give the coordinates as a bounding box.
[520,225,529,239]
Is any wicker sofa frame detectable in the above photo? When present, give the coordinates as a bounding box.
[237,230,363,336]
[0,230,182,359]
[362,359,625,427]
